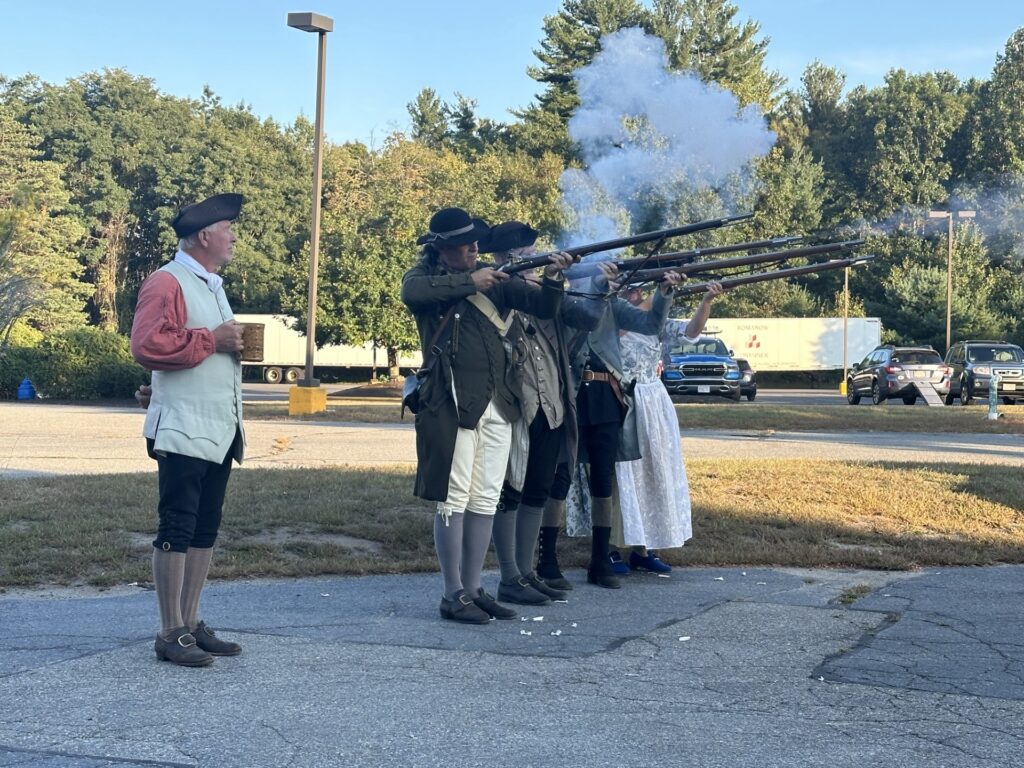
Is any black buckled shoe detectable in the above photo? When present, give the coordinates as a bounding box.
[191,621,242,656]
[497,576,551,606]
[154,626,213,667]
[524,573,568,601]
[586,560,622,590]
[439,591,492,624]
[472,589,517,620]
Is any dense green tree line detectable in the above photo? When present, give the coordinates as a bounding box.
[2,0,1023,381]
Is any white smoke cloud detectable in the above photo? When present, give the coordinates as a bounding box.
[559,27,776,257]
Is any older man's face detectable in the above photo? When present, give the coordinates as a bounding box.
[201,220,237,269]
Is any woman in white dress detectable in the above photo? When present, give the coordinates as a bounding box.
[610,283,723,573]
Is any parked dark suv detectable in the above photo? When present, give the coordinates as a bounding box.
[939,340,1024,405]
[736,358,757,401]
[846,345,945,405]
[661,336,743,401]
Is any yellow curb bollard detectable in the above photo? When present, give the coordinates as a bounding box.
[289,385,327,415]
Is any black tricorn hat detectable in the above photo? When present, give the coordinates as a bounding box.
[171,193,245,238]
[416,207,490,247]
[478,220,540,254]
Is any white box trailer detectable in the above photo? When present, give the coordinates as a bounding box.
[693,317,882,371]
[233,314,420,383]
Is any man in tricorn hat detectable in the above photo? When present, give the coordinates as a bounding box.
[130,193,247,666]
[401,208,573,624]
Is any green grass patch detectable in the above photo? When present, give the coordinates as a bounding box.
[246,399,1024,434]
[2,459,1024,588]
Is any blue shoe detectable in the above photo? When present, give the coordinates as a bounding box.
[608,551,630,575]
[629,550,672,573]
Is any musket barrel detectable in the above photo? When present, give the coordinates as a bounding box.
[672,256,876,296]
[499,212,753,275]
[622,239,865,283]
[562,235,802,280]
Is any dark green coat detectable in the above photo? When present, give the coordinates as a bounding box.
[401,258,565,502]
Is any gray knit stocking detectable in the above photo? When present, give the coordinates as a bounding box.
[180,546,214,630]
[434,511,465,600]
[461,511,495,596]
[152,548,186,635]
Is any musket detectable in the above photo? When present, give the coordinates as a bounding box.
[498,212,753,275]
[562,235,802,279]
[621,239,865,284]
[670,255,877,296]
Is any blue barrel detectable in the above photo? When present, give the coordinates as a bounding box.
[16,378,36,400]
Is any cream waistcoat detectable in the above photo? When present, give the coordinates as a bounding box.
[142,260,245,463]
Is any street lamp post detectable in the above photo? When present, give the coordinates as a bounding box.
[927,209,976,353]
[287,11,333,415]
[842,265,849,394]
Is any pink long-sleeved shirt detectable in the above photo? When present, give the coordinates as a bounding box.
[130,271,216,371]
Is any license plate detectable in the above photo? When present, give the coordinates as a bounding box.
[915,371,928,379]
[697,385,711,394]
[1002,383,1018,390]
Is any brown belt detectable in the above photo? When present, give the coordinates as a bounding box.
[582,369,625,405]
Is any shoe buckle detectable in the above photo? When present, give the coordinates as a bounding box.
[457,593,474,606]
[176,633,197,648]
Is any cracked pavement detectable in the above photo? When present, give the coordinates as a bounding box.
[2,566,1023,767]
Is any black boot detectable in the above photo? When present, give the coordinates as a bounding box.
[587,526,621,589]
[536,526,572,591]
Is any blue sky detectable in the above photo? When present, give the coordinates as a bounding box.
[1,0,1022,145]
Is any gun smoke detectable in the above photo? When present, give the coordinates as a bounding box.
[558,27,776,259]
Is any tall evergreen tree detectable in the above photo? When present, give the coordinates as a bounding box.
[965,28,1024,177]
[647,0,784,111]
[513,0,646,159]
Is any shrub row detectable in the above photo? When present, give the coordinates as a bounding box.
[0,327,148,400]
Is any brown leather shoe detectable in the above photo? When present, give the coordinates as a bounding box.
[472,589,517,620]
[524,572,568,601]
[154,626,213,667]
[439,591,491,624]
[191,621,242,656]
[497,576,551,605]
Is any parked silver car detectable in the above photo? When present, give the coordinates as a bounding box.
[846,346,945,405]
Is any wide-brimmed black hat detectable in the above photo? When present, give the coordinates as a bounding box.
[416,207,490,247]
[478,220,540,254]
[172,193,245,238]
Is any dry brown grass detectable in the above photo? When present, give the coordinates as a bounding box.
[2,459,1023,588]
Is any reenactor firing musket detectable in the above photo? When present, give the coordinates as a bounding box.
[496,212,753,276]
[620,239,866,284]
